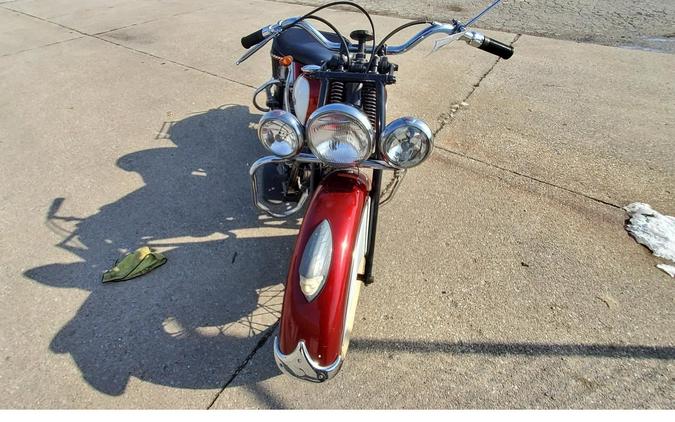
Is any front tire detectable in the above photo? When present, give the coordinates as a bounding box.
[340,197,370,357]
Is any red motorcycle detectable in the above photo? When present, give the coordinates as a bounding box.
[238,0,513,382]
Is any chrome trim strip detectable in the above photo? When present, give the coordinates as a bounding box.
[283,60,294,113]
[301,64,321,74]
[290,152,397,170]
[273,337,342,383]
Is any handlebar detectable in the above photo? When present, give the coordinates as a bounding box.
[238,18,514,63]
[461,31,514,59]
[478,36,514,59]
[241,29,266,49]
[250,18,460,56]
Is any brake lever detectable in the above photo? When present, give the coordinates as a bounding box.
[429,0,503,55]
[428,31,465,55]
[236,34,278,65]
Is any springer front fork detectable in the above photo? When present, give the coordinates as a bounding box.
[249,63,406,285]
[361,169,381,285]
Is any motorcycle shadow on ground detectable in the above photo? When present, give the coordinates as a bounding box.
[24,104,292,398]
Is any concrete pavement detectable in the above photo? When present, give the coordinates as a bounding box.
[441,34,675,213]
[213,149,675,408]
[0,0,673,409]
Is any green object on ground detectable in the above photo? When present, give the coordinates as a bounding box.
[102,246,166,282]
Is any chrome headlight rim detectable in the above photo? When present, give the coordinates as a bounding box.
[257,109,304,158]
[379,117,434,169]
[306,103,374,167]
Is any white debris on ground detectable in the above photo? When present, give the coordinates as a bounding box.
[624,202,675,277]
[656,264,675,277]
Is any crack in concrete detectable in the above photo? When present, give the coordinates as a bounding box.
[0,4,257,89]
[430,33,622,210]
[89,34,258,89]
[0,35,85,58]
[433,33,521,138]
[92,19,175,37]
[206,321,279,409]
[434,145,621,209]
[92,5,219,37]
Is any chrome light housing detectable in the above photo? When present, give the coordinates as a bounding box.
[306,103,374,166]
[258,110,304,158]
[379,117,433,168]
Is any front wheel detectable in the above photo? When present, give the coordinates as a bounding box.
[339,196,370,357]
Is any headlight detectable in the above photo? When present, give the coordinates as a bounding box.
[306,104,374,166]
[258,110,303,158]
[379,117,433,168]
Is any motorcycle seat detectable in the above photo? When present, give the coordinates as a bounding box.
[271,27,344,65]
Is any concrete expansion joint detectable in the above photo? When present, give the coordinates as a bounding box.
[433,33,522,138]
[429,33,624,212]
[206,321,280,409]
[0,3,257,89]
[0,35,85,58]
[92,5,219,37]
[433,145,622,210]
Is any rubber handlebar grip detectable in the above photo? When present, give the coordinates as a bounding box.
[479,37,514,60]
[241,29,265,49]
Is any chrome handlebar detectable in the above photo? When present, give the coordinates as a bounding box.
[237,17,480,65]
[236,0,512,64]
[277,18,461,55]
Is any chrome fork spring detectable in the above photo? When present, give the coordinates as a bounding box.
[328,80,345,103]
[361,82,378,131]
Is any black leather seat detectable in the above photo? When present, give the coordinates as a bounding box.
[271,27,342,65]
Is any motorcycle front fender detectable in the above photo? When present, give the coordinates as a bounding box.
[275,170,370,382]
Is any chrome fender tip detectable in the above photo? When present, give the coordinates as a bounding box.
[273,337,342,383]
